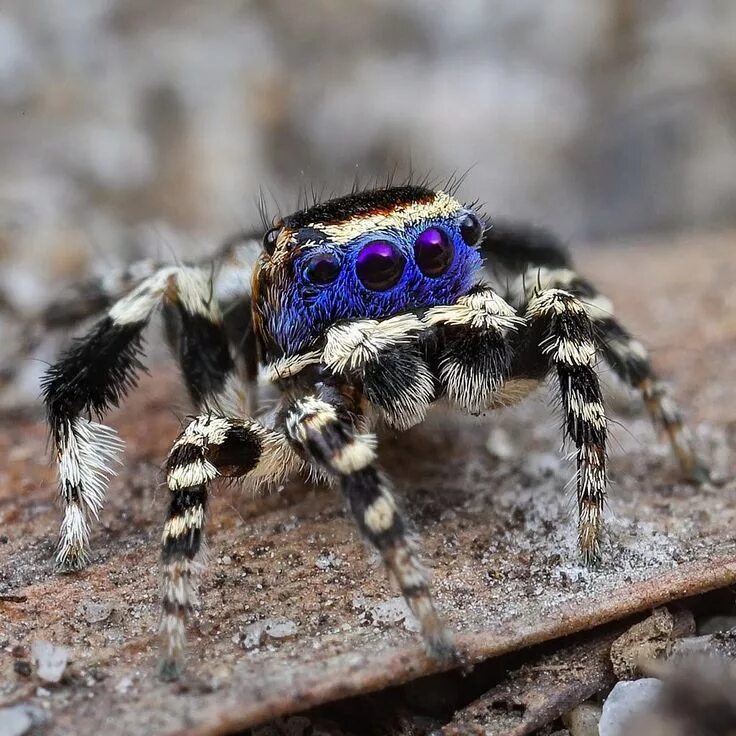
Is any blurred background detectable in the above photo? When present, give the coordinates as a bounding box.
[0,0,735,399]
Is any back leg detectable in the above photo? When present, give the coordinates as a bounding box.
[511,288,608,563]
[482,222,708,482]
[42,264,238,571]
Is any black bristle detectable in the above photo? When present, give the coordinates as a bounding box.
[41,316,147,435]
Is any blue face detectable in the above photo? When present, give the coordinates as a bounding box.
[257,192,485,357]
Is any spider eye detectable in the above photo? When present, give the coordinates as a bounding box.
[263,226,280,255]
[356,240,405,291]
[459,212,483,246]
[304,252,341,286]
[414,227,454,277]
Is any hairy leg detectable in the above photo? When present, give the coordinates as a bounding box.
[283,385,456,661]
[483,222,707,481]
[159,413,299,679]
[42,265,235,570]
[512,288,608,563]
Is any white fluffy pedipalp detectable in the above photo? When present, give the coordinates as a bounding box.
[322,313,424,373]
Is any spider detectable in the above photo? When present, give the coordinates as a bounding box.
[41,184,707,679]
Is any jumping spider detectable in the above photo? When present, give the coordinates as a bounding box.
[41,184,707,679]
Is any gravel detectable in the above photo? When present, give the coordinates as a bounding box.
[599,679,664,736]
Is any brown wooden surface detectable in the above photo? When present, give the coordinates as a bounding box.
[1,235,735,735]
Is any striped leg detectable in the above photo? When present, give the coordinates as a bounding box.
[519,289,608,564]
[483,222,708,482]
[529,271,706,482]
[283,390,456,662]
[159,414,299,680]
[41,265,235,571]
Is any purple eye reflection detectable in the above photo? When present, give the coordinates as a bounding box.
[414,227,454,277]
[356,240,405,291]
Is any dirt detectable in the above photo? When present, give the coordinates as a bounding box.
[0,234,735,735]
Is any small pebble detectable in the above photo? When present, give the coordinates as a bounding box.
[115,676,133,694]
[264,618,298,639]
[315,552,340,570]
[81,600,113,624]
[0,704,46,736]
[698,615,736,635]
[371,597,421,632]
[486,427,516,460]
[599,679,663,736]
[564,701,601,736]
[238,622,266,650]
[31,640,69,683]
[13,660,32,677]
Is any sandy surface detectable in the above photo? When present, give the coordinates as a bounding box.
[0,235,734,735]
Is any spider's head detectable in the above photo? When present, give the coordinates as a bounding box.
[252,185,484,359]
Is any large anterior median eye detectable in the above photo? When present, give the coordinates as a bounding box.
[304,252,341,285]
[356,240,406,291]
[414,227,454,277]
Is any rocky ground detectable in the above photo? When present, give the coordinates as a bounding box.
[0,234,734,735]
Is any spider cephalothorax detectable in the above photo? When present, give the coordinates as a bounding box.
[252,186,483,359]
[40,183,707,680]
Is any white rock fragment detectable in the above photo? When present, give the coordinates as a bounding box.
[371,596,421,633]
[115,676,133,694]
[239,622,266,650]
[0,706,32,736]
[30,640,69,683]
[315,551,340,570]
[81,599,112,624]
[486,427,516,460]
[264,618,298,639]
[0,704,46,736]
[599,678,663,736]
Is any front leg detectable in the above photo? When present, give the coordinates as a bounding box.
[159,414,300,680]
[283,385,456,662]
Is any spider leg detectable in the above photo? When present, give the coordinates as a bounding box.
[483,222,708,482]
[514,288,608,564]
[41,265,237,571]
[282,382,456,662]
[159,413,299,680]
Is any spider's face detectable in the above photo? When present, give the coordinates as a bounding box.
[253,186,484,358]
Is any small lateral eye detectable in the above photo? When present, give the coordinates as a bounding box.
[459,212,483,246]
[414,227,454,277]
[356,240,406,291]
[263,226,281,255]
[304,252,341,286]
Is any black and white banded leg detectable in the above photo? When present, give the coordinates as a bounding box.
[515,288,608,564]
[484,222,708,482]
[160,414,299,680]
[41,265,235,571]
[284,390,456,662]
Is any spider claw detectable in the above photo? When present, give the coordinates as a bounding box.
[424,625,459,666]
[157,656,183,682]
[685,457,711,485]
